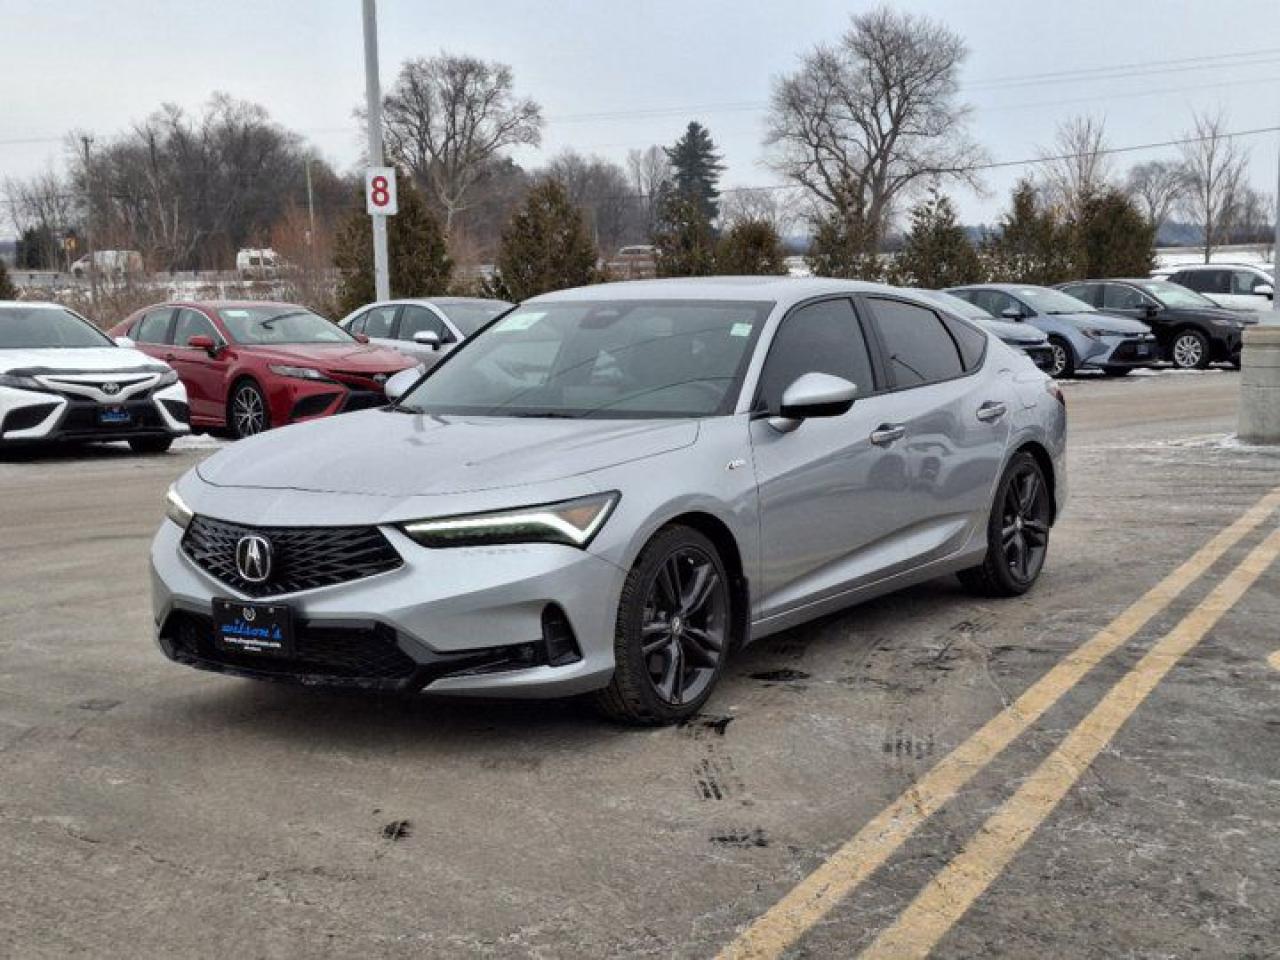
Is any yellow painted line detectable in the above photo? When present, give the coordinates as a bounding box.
[716,485,1280,960]
[1268,650,1280,672]
[862,525,1280,960]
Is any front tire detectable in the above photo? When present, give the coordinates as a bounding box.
[596,525,732,725]
[1170,329,1210,370]
[958,451,1052,598]
[128,436,173,454]
[229,380,270,439]
[1047,336,1075,379]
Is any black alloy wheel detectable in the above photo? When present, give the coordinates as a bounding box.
[230,381,270,438]
[597,526,731,725]
[959,451,1052,597]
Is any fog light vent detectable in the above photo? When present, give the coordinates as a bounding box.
[541,605,582,667]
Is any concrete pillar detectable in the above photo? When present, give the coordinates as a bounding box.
[1238,324,1280,444]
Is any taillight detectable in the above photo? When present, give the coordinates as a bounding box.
[1045,380,1065,405]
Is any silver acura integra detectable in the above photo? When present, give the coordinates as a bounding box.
[154,278,1066,724]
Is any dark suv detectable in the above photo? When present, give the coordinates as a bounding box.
[1056,278,1254,369]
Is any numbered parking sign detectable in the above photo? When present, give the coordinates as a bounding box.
[365,167,398,216]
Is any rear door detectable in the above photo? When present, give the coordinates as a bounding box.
[166,308,227,422]
[750,297,908,620]
[860,295,1009,561]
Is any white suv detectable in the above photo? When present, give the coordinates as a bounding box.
[1153,263,1275,312]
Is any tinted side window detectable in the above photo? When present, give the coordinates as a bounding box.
[1062,283,1101,307]
[1232,270,1268,294]
[757,298,874,411]
[135,309,172,344]
[363,305,398,339]
[172,309,219,347]
[1101,284,1145,310]
[347,310,368,335]
[939,315,987,370]
[870,298,965,388]
[400,306,453,343]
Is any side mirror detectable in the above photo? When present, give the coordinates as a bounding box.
[113,336,135,348]
[413,330,442,350]
[354,333,370,344]
[1141,302,1159,317]
[187,334,218,355]
[769,372,858,434]
[1000,308,1024,321]
[1256,283,1274,299]
[384,367,422,404]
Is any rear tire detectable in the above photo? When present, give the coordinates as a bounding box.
[128,436,173,454]
[1047,336,1075,379]
[958,451,1052,598]
[595,525,732,726]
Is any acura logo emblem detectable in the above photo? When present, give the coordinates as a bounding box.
[234,535,272,583]
[102,382,121,396]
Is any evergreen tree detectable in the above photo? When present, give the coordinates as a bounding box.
[653,193,717,277]
[983,179,1080,284]
[0,259,17,300]
[805,206,888,281]
[1073,188,1156,278]
[715,219,787,275]
[893,189,984,287]
[665,122,726,222]
[333,173,452,315]
[489,178,598,301]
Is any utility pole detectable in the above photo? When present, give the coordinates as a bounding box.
[304,156,316,247]
[362,0,390,301]
[1273,133,1279,269]
[80,135,98,311]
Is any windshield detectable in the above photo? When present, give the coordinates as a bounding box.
[1135,280,1217,309]
[0,305,115,349]
[915,289,993,320]
[436,300,512,336]
[398,299,772,419]
[1014,287,1095,315]
[218,306,353,345]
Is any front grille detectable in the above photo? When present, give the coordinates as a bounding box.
[1108,338,1157,364]
[159,399,190,424]
[58,398,165,434]
[340,389,387,412]
[166,612,418,684]
[290,392,341,420]
[182,516,403,597]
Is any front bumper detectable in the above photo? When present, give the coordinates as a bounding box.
[270,371,408,426]
[1080,333,1159,370]
[0,381,190,444]
[150,518,623,698]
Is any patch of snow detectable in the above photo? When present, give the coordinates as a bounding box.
[174,433,229,451]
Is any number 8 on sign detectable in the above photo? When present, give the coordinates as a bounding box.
[365,166,398,216]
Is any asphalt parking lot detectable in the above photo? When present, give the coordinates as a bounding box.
[2,369,1278,959]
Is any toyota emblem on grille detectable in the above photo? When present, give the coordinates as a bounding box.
[373,373,388,384]
[102,382,121,396]
[234,535,273,584]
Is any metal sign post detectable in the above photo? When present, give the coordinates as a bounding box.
[362,0,391,302]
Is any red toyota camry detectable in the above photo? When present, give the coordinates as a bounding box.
[110,301,417,438]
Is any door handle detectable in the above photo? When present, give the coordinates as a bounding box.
[976,401,1007,423]
[870,423,906,446]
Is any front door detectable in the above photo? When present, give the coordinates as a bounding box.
[750,297,908,620]
[398,305,458,367]
[166,308,226,423]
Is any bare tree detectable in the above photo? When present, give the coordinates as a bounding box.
[626,145,671,237]
[1037,115,1111,220]
[1179,109,1251,263]
[765,6,985,247]
[543,150,638,255]
[3,171,77,269]
[719,186,800,236]
[382,54,543,236]
[1124,159,1189,234]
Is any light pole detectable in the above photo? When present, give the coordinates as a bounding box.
[362,0,390,301]
[80,135,98,311]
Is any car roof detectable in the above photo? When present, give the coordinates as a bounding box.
[946,283,1053,293]
[0,300,67,309]
[523,276,925,310]
[1159,262,1269,271]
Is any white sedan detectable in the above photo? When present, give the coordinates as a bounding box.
[0,301,190,452]
[337,297,511,366]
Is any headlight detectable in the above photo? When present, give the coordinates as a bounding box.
[154,368,179,387]
[269,365,332,382]
[165,485,193,529]
[400,492,620,549]
[1082,328,1105,340]
[0,372,41,390]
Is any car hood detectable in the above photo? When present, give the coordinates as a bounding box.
[237,342,416,372]
[1048,312,1150,335]
[0,345,169,375]
[196,409,701,497]
[975,318,1047,345]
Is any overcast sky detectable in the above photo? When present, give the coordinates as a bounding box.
[2,0,1279,235]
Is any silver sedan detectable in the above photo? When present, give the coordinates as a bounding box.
[153,278,1066,724]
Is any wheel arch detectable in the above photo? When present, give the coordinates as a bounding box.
[1013,440,1058,524]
